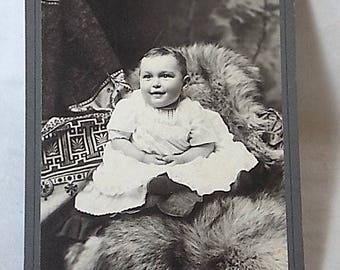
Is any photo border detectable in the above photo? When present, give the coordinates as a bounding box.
[280,0,305,269]
[25,0,41,269]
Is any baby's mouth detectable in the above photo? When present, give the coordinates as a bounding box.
[149,91,166,97]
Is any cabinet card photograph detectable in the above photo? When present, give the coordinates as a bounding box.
[38,1,297,269]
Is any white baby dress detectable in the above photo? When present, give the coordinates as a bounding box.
[75,90,258,215]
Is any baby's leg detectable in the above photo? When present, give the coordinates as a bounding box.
[147,173,191,196]
[146,173,202,217]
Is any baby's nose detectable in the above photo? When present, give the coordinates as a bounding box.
[152,79,161,88]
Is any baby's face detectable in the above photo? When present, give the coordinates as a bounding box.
[140,55,186,109]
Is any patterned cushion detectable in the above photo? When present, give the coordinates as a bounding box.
[41,112,111,199]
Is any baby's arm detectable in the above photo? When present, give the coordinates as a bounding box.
[111,138,167,165]
[163,142,215,165]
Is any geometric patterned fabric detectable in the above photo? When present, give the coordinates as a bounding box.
[41,112,112,199]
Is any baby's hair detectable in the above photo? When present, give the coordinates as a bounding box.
[141,47,188,77]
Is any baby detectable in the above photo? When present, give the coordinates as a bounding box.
[59,47,257,242]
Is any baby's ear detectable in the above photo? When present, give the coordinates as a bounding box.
[183,75,190,86]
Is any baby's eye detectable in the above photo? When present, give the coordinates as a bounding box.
[142,74,152,79]
[161,73,173,78]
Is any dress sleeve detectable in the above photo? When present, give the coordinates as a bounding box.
[188,101,217,146]
[106,95,137,140]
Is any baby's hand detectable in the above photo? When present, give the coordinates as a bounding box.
[142,153,167,165]
[162,154,185,166]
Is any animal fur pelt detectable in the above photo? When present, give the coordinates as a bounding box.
[128,44,283,166]
[66,194,287,270]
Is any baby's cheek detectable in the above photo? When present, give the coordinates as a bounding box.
[140,84,146,90]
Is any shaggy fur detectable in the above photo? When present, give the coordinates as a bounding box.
[66,215,180,270]
[66,195,287,270]
[179,195,287,270]
[128,44,283,166]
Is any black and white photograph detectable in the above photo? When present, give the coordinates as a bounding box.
[40,0,289,269]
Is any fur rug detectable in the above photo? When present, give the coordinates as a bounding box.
[66,194,287,270]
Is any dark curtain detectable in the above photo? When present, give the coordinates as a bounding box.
[42,0,121,119]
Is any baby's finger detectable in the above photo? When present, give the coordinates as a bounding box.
[152,157,166,165]
[162,155,173,162]
[155,160,167,165]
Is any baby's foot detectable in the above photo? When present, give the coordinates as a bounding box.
[156,191,202,217]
